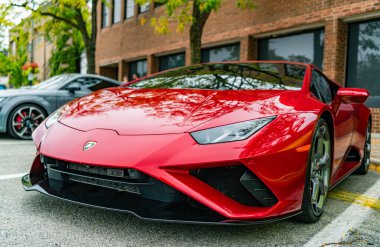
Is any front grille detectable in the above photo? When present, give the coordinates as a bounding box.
[40,155,185,203]
[190,165,278,207]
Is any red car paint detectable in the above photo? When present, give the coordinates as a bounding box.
[28,61,371,222]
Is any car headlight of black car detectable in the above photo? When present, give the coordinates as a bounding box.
[45,105,70,129]
[190,117,275,144]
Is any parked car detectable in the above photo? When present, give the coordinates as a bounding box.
[0,74,120,139]
[22,61,371,224]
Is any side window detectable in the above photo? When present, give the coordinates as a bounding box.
[311,70,333,104]
[86,79,118,91]
[62,78,85,90]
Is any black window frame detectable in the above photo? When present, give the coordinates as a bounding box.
[112,0,122,24]
[201,43,240,63]
[129,59,147,81]
[124,0,135,20]
[346,18,380,107]
[158,52,186,72]
[101,2,110,28]
[258,28,325,70]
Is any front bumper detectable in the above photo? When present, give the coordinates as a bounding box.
[25,114,315,224]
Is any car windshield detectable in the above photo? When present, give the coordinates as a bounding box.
[128,63,306,90]
[31,75,74,90]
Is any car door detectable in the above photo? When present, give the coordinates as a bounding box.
[56,76,119,108]
[310,69,355,178]
[56,77,91,108]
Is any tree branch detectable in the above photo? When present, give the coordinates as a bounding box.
[10,3,81,30]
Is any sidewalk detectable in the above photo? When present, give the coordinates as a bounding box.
[371,133,380,165]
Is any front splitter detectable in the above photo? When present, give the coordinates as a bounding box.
[22,174,301,225]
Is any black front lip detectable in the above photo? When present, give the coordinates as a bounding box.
[22,174,301,225]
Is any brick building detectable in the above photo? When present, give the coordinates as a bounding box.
[96,0,380,132]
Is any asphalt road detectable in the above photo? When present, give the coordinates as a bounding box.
[0,136,379,247]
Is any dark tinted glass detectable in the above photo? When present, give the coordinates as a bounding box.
[259,29,324,69]
[347,19,380,106]
[113,0,121,24]
[102,3,110,28]
[129,60,147,80]
[88,80,118,91]
[159,53,185,71]
[129,63,306,90]
[202,44,240,63]
[311,70,332,103]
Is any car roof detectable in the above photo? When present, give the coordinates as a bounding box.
[61,73,122,85]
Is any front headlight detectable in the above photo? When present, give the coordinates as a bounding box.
[190,117,275,144]
[45,105,70,129]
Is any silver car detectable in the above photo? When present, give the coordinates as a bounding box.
[0,74,121,139]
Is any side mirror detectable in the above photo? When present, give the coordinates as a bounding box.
[66,83,81,93]
[337,88,369,104]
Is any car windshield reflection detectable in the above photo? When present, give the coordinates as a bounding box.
[31,75,74,90]
[129,63,306,90]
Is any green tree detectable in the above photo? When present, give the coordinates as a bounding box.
[2,22,31,87]
[9,0,98,74]
[44,19,85,76]
[136,0,254,64]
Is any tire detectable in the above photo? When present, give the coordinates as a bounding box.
[7,104,47,140]
[356,120,371,175]
[295,118,332,223]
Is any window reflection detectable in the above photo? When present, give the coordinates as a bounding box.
[202,44,240,63]
[129,63,306,90]
[159,53,185,71]
[259,29,324,69]
[347,19,380,105]
[129,60,147,81]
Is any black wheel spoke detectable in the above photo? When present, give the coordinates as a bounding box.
[10,106,46,139]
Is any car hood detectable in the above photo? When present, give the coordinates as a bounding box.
[59,87,309,135]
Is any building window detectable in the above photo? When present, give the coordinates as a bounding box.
[125,0,134,19]
[112,0,121,24]
[129,60,147,80]
[101,2,110,28]
[154,1,165,8]
[347,19,380,107]
[138,2,150,14]
[159,53,185,71]
[258,29,324,69]
[201,43,240,63]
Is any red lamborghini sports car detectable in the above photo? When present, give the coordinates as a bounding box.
[22,61,371,224]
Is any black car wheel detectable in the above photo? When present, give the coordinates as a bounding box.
[296,118,331,223]
[7,104,46,140]
[356,121,371,175]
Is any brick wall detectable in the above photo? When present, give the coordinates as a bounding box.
[371,108,380,133]
[96,0,380,132]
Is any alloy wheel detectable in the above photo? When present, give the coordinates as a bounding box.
[310,125,331,216]
[363,124,371,171]
[11,106,46,139]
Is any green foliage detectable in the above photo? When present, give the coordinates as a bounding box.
[0,22,31,87]
[43,15,85,76]
[4,0,97,73]
[136,0,254,34]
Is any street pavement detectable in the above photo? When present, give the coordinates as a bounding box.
[0,135,379,247]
